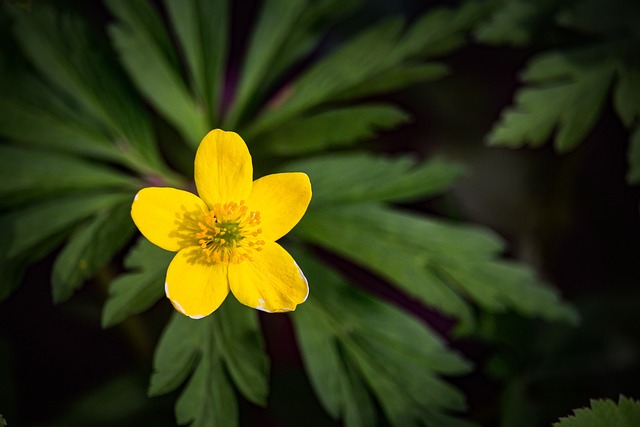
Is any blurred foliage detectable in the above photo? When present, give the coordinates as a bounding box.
[1,0,637,426]
[552,396,640,427]
[479,0,640,183]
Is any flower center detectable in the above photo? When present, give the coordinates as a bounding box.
[195,200,265,264]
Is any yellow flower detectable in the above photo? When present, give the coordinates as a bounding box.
[131,129,312,318]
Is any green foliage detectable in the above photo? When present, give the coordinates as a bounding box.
[553,396,640,427]
[106,0,210,147]
[102,237,173,328]
[475,0,560,46]
[481,0,640,183]
[149,301,268,426]
[245,2,486,138]
[258,104,411,155]
[293,250,475,427]
[0,193,130,300]
[163,0,228,123]
[487,48,616,152]
[284,152,465,206]
[52,202,135,303]
[0,144,136,208]
[0,1,583,426]
[297,203,578,332]
[8,3,163,168]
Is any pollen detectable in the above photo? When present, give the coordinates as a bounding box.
[195,200,265,264]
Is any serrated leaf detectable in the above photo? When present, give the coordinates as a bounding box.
[553,395,640,427]
[149,303,269,425]
[298,203,576,327]
[52,202,135,303]
[260,104,410,155]
[626,126,640,184]
[487,48,616,152]
[106,0,208,147]
[297,203,494,328]
[0,145,135,208]
[283,152,465,206]
[614,63,640,128]
[292,251,473,427]
[102,237,173,328]
[441,259,579,324]
[175,345,238,427]
[163,0,228,123]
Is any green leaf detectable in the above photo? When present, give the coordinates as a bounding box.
[246,3,484,136]
[0,145,135,208]
[260,104,411,155]
[553,395,640,427]
[300,216,474,328]
[149,313,202,396]
[10,5,162,167]
[336,63,450,101]
[0,82,121,163]
[149,304,269,424]
[441,259,579,324]
[0,192,129,300]
[395,2,487,59]
[212,299,269,406]
[614,63,640,128]
[0,192,130,261]
[248,18,405,136]
[627,126,640,184]
[52,202,135,303]
[225,0,307,128]
[102,237,174,328]
[175,342,238,427]
[106,0,208,147]
[298,203,577,328]
[475,0,558,47]
[164,0,228,123]
[292,250,472,427]
[283,152,465,207]
[487,48,616,152]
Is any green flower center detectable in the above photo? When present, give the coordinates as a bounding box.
[195,201,264,264]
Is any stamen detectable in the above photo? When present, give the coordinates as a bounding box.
[194,200,265,264]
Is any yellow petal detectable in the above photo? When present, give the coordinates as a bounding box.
[131,187,208,252]
[246,172,311,241]
[194,129,253,208]
[228,241,309,313]
[165,247,230,319]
